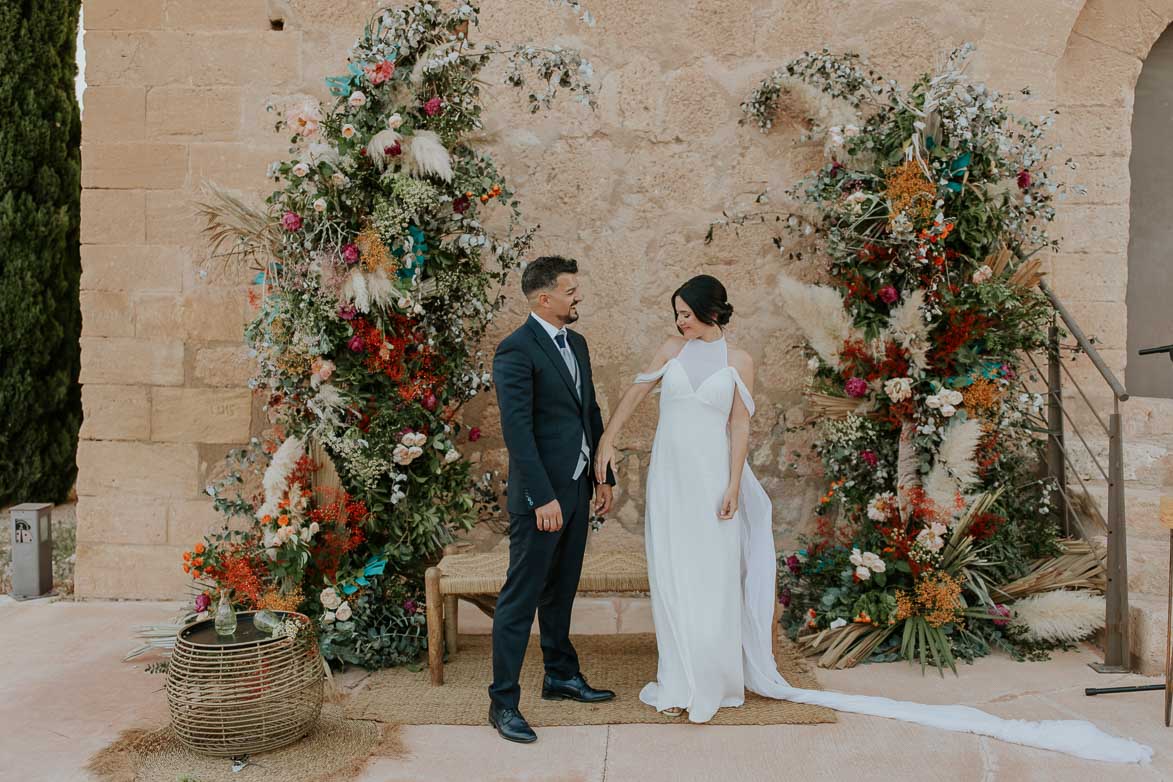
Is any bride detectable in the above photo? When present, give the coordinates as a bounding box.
[594,274,1150,763]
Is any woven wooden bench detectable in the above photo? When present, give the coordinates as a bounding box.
[424,532,649,685]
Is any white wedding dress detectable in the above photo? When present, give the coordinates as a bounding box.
[634,335,1151,764]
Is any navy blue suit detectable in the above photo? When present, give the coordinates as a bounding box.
[488,316,613,709]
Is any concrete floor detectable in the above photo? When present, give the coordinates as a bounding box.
[0,597,1168,782]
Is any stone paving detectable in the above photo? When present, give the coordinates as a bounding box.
[1,597,1168,782]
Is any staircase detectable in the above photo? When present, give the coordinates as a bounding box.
[1038,282,1170,675]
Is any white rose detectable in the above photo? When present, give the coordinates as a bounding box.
[940,403,957,417]
[335,601,352,622]
[445,449,461,464]
[884,377,912,402]
[348,90,367,108]
[943,389,964,406]
[849,548,864,567]
[320,587,342,610]
[313,197,327,213]
[332,172,348,187]
[925,394,943,410]
[829,618,848,629]
[386,112,403,129]
[393,444,412,465]
[292,162,310,177]
[408,446,424,459]
[341,124,356,138]
[855,565,872,580]
[322,610,336,624]
[410,433,427,447]
[807,357,820,371]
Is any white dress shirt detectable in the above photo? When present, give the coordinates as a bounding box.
[530,313,590,480]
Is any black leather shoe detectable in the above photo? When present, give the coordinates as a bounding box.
[541,673,616,703]
[489,704,537,743]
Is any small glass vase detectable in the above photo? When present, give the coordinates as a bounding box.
[253,609,282,636]
[214,590,237,638]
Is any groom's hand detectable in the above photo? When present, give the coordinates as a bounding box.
[535,498,563,532]
[594,483,613,515]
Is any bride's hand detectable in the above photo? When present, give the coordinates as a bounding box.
[594,435,616,485]
[718,485,739,520]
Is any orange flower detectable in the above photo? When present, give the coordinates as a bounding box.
[193,557,203,567]
[301,489,312,498]
[278,515,290,527]
[262,515,272,524]
[192,569,202,579]
[183,563,191,573]
[194,543,205,555]
[182,551,192,562]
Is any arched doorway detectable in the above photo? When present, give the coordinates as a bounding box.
[1127,24,1173,398]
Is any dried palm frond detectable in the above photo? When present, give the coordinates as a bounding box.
[803,391,875,420]
[985,245,1013,276]
[924,418,982,510]
[798,623,896,669]
[778,272,857,369]
[193,183,280,272]
[1007,257,1044,288]
[308,436,343,509]
[992,538,1106,600]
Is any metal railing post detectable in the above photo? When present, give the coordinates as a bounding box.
[1046,321,1069,535]
[1094,407,1131,672]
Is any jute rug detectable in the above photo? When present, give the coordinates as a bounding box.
[86,705,404,782]
[345,633,836,726]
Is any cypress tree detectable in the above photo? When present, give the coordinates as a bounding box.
[0,1,83,506]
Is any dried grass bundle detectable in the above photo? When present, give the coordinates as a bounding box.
[804,391,875,420]
[193,183,280,272]
[798,623,895,669]
[778,272,858,369]
[1009,590,1105,643]
[1008,257,1044,289]
[992,539,1106,600]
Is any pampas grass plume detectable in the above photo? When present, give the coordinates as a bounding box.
[1010,590,1106,643]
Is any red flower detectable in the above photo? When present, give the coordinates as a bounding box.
[860,450,879,467]
[468,427,482,442]
[422,391,438,411]
[1017,169,1032,190]
[878,285,900,305]
[347,334,365,352]
[424,97,443,116]
[452,195,470,214]
[281,211,302,231]
[844,377,868,398]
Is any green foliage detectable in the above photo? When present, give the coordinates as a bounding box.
[0,1,83,505]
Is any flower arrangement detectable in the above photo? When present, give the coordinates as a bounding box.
[188,2,595,669]
[737,46,1096,672]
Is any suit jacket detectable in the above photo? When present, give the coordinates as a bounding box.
[493,316,614,515]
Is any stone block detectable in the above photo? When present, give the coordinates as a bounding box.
[75,440,199,497]
[150,388,252,443]
[188,142,289,191]
[192,345,255,387]
[74,543,188,599]
[1063,156,1131,205]
[181,289,249,342]
[81,142,188,189]
[80,290,135,337]
[969,42,1058,103]
[1054,106,1132,156]
[81,244,185,293]
[167,499,228,545]
[85,30,302,89]
[162,0,273,31]
[1072,0,1166,59]
[75,495,167,545]
[980,0,1082,59]
[79,337,185,386]
[1052,204,1130,255]
[81,189,146,245]
[81,86,146,142]
[1048,253,1126,303]
[132,292,185,339]
[84,0,164,30]
[80,384,151,441]
[1057,34,1143,108]
[146,87,243,140]
[144,190,204,246]
[655,65,736,144]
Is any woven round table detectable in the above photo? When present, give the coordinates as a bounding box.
[165,611,323,756]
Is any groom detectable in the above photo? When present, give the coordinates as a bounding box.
[488,255,616,743]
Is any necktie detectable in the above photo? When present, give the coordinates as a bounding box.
[554,331,590,480]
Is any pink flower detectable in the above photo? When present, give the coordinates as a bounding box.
[365,60,396,86]
[860,450,879,467]
[779,588,792,608]
[281,211,302,231]
[422,391,438,411]
[284,98,322,138]
[845,377,868,398]
[1017,169,1031,190]
[342,243,360,265]
[468,427,481,442]
[403,599,418,614]
[990,604,1011,627]
[337,304,357,321]
[347,334,365,352]
[311,357,335,382]
[878,285,899,305]
[785,555,801,575]
[194,593,211,613]
[423,97,443,117]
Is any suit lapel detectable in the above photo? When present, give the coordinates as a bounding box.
[526,317,583,408]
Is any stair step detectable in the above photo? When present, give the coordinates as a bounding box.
[1127,594,1169,676]
[1084,484,1170,539]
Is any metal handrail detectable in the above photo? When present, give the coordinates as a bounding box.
[1039,280,1129,402]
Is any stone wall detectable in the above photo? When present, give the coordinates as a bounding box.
[75,0,1159,598]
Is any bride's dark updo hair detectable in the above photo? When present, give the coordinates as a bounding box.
[672,275,734,332]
